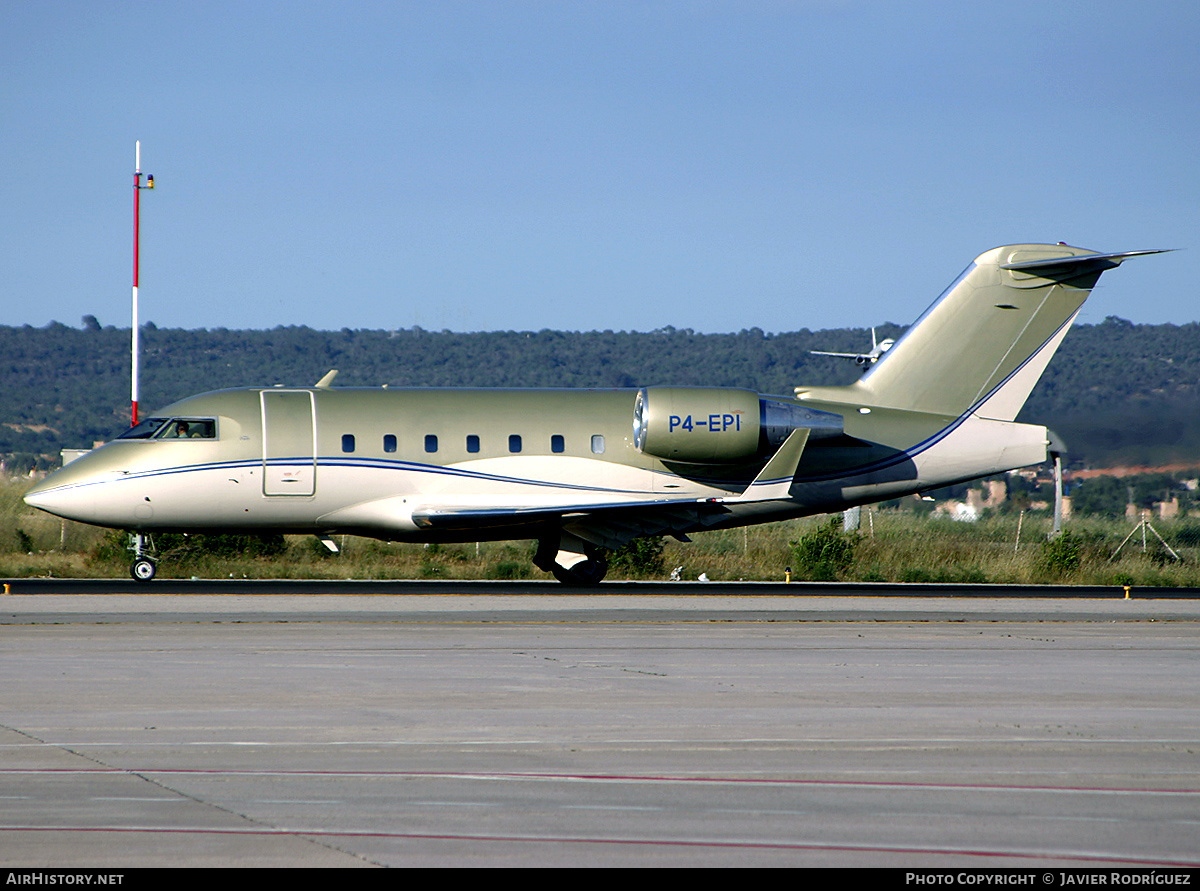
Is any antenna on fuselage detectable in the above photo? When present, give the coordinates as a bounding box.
[131,140,155,425]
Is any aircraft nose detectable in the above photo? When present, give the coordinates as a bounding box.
[23,475,55,510]
[23,478,90,520]
[23,445,152,526]
[22,459,124,524]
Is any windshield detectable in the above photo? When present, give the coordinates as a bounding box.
[116,417,217,440]
[156,418,217,439]
[117,418,170,440]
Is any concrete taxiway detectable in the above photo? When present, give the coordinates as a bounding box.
[1,590,1198,867]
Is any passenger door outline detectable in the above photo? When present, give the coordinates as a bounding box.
[261,390,317,496]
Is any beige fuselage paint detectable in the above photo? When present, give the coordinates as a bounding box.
[21,383,1036,539]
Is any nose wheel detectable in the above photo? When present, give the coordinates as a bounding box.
[128,532,158,582]
[130,557,157,582]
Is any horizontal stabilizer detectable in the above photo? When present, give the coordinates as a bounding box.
[999,249,1169,273]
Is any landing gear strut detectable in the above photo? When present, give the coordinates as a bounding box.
[128,532,157,582]
[534,529,608,586]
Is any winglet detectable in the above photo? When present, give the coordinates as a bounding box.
[314,369,339,389]
[728,428,809,503]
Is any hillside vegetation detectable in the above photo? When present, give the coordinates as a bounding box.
[3,316,1199,469]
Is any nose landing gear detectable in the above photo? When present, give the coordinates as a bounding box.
[128,532,157,582]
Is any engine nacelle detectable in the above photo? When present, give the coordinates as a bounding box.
[633,387,760,462]
[633,387,843,463]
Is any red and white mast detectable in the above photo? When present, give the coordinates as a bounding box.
[131,141,154,425]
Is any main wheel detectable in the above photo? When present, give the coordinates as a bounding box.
[551,557,608,586]
[130,558,157,582]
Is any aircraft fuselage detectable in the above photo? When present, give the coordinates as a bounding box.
[24,383,1047,543]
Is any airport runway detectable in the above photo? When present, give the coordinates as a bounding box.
[2,589,1199,867]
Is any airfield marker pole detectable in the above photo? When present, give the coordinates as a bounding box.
[1052,453,1064,535]
[132,142,140,425]
[131,141,154,426]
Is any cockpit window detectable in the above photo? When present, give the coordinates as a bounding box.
[117,417,218,440]
[118,418,170,440]
[156,418,217,440]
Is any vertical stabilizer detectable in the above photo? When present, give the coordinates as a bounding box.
[836,245,1163,421]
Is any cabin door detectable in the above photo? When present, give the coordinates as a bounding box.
[261,390,316,496]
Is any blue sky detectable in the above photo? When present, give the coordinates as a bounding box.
[2,1,1197,334]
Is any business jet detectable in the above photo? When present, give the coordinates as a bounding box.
[24,244,1163,583]
[811,327,895,369]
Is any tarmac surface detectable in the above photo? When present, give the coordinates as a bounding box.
[2,586,1199,867]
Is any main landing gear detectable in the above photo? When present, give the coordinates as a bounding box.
[534,529,608,586]
[128,532,157,582]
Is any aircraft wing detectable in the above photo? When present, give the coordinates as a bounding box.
[413,497,732,549]
[410,496,725,531]
[562,503,729,550]
[411,429,810,550]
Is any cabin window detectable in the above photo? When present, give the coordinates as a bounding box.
[341,434,355,453]
[508,434,522,453]
[466,434,480,453]
[424,434,438,453]
[591,434,605,454]
[383,434,397,453]
[551,434,565,454]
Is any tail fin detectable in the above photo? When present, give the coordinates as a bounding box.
[831,245,1165,421]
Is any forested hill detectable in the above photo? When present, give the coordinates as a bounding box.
[3,316,1198,468]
